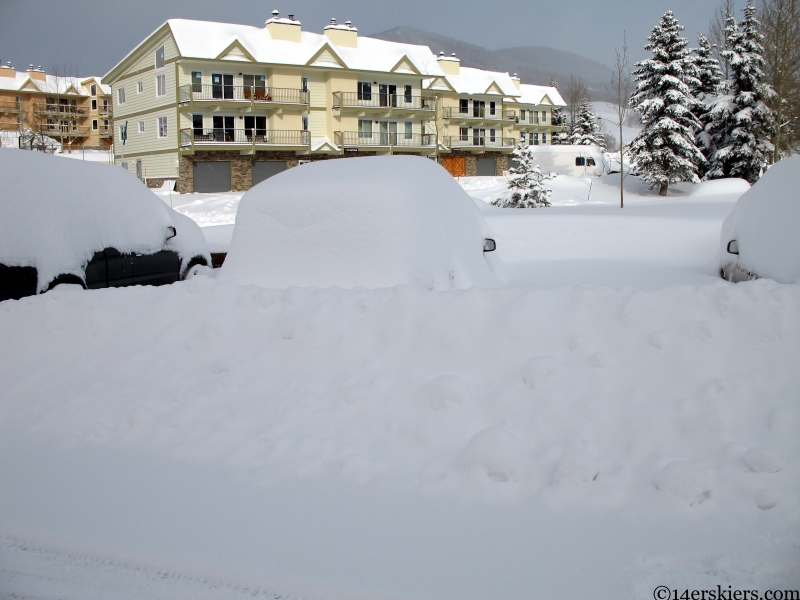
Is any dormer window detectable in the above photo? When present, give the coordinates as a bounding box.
[90,83,96,96]
[155,45,165,69]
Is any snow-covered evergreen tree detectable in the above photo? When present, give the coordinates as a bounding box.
[704,0,776,183]
[569,98,605,148]
[549,77,567,145]
[693,34,724,177]
[628,11,704,195]
[493,144,552,208]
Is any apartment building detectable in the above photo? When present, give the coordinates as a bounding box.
[0,62,112,149]
[102,13,565,191]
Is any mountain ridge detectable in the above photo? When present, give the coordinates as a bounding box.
[369,26,613,98]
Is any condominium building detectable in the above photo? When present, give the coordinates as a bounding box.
[0,62,113,149]
[102,13,565,192]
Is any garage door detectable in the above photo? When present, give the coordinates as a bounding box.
[252,161,287,186]
[443,156,466,177]
[194,161,231,193]
[476,157,496,176]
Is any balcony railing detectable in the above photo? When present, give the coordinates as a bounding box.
[98,106,112,116]
[445,135,516,149]
[0,101,21,113]
[98,127,112,136]
[178,84,308,105]
[335,131,436,148]
[35,103,87,116]
[442,106,515,121]
[332,92,436,112]
[180,128,310,148]
[42,125,91,137]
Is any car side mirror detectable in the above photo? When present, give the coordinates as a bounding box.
[727,240,739,255]
[483,238,496,252]
[166,226,177,241]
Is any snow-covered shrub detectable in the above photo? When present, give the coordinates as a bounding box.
[493,144,552,208]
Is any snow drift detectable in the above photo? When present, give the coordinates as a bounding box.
[720,156,800,283]
[0,148,210,291]
[219,155,503,289]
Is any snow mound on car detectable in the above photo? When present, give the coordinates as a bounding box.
[219,155,503,289]
[720,157,800,284]
[687,178,750,201]
[0,149,205,291]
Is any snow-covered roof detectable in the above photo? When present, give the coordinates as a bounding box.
[440,67,520,97]
[514,83,566,107]
[163,19,445,76]
[0,70,108,96]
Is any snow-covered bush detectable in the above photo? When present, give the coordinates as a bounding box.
[219,155,504,290]
[494,144,552,208]
[569,99,605,148]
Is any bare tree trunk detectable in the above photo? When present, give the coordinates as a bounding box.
[565,76,589,136]
[709,0,737,80]
[606,33,632,208]
[760,0,800,160]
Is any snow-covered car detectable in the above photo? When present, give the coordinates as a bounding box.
[720,156,800,284]
[0,149,211,302]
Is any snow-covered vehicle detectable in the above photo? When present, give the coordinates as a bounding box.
[720,156,800,284]
[0,148,211,302]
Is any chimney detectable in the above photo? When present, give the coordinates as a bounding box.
[324,18,358,48]
[27,64,46,81]
[511,73,520,89]
[0,61,15,79]
[265,10,302,42]
[437,52,460,76]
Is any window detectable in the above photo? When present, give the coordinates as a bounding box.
[459,126,469,142]
[138,120,145,133]
[119,124,126,140]
[489,101,496,116]
[542,132,547,144]
[137,80,143,94]
[191,71,202,93]
[301,77,308,92]
[541,110,547,123]
[158,116,168,138]
[357,81,372,101]
[575,157,586,166]
[136,160,142,179]
[520,131,526,143]
[103,119,109,129]
[404,121,413,139]
[358,118,372,138]
[155,45,165,69]
[90,84,96,96]
[243,74,266,99]
[91,99,97,110]
[587,157,596,167]
[120,161,129,170]
[520,109,526,120]
[156,74,166,97]
[459,98,468,114]
[489,128,496,143]
[192,114,203,136]
[92,119,98,130]
[531,111,538,125]
[532,132,539,145]
[404,85,412,104]
[117,87,126,104]
[302,115,309,131]
[473,100,485,118]
[244,115,267,138]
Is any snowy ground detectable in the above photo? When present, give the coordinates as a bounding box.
[2,170,799,599]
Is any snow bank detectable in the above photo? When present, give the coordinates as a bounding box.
[687,178,750,201]
[219,155,502,289]
[0,149,209,290]
[720,157,800,283]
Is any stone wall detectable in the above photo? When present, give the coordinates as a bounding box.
[436,151,508,176]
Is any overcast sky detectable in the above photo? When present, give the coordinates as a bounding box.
[0,0,744,78]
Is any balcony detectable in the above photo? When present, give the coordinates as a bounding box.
[335,131,436,149]
[98,127,112,137]
[180,128,310,151]
[442,106,515,123]
[0,101,21,113]
[178,84,308,107]
[42,125,91,138]
[444,135,516,150]
[98,106,112,116]
[332,92,435,113]
[35,103,87,116]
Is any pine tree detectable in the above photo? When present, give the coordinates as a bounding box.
[493,144,552,208]
[549,77,567,145]
[628,11,705,195]
[693,34,724,177]
[569,98,605,147]
[704,0,776,183]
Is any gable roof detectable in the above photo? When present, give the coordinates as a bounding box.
[0,71,102,95]
[514,84,566,107]
[437,67,520,97]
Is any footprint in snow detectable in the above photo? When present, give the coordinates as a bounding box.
[654,461,712,506]
[522,356,560,390]
[743,446,782,473]
[755,489,779,510]
[588,352,608,368]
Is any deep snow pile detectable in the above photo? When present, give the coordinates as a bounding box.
[219,156,502,289]
[720,156,800,283]
[0,149,208,290]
